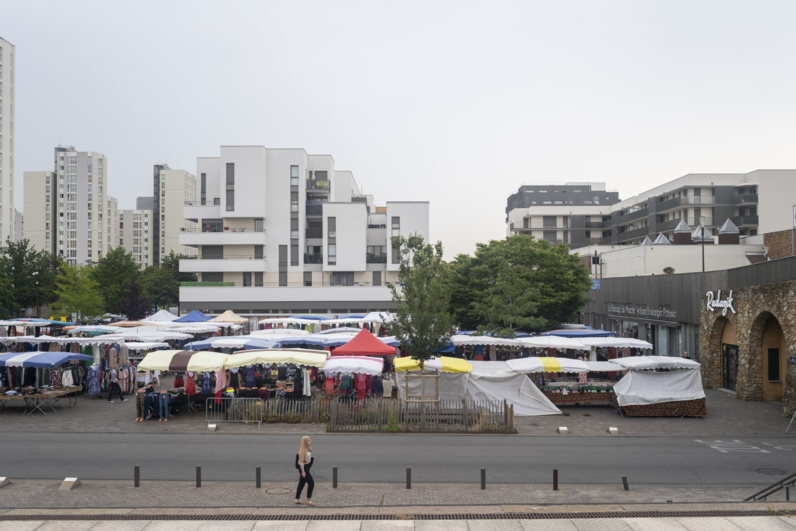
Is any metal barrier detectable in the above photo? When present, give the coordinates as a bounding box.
[205,397,264,428]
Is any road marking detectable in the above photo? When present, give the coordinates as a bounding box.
[761,442,796,451]
[695,439,770,453]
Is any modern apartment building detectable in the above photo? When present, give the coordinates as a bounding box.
[153,164,197,264]
[119,209,154,269]
[179,146,429,319]
[24,147,116,265]
[506,170,796,248]
[0,37,15,244]
[505,183,621,247]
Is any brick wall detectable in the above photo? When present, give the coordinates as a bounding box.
[764,230,794,260]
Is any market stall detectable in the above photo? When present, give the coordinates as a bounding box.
[330,328,398,356]
[610,365,706,417]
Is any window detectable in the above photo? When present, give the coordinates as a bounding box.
[391,217,400,263]
[303,271,312,287]
[373,271,381,286]
[328,217,336,238]
[291,245,298,266]
[279,271,287,287]
[291,218,299,239]
[255,245,264,260]
[255,272,263,287]
[243,272,252,287]
[290,165,299,186]
[226,190,234,211]
[328,244,337,265]
[225,163,235,211]
[291,191,299,212]
[331,272,353,286]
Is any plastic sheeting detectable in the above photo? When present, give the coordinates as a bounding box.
[611,356,700,371]
[612,369,706,406]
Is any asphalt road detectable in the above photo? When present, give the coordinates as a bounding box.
[5,432,795,485]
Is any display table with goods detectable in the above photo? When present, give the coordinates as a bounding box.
[609,396,707,417]
[0,386,79,415]
[542,383,616,404]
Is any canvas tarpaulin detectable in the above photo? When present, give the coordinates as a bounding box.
[612,369,705,407]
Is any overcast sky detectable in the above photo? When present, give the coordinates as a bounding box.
[4,1,796,259]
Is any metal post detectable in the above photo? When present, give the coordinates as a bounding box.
[622,476,629,491]
[481,469,486,490]
[553,469,558,491]
[196,466,201,488]
[256,466,261,489]
[787,486,790,501]
[333,467,338,489]
[406,468,411,489]
[134,465,139,488]
[701,232,705,273]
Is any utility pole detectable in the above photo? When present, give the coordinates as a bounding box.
[32,271,40,318]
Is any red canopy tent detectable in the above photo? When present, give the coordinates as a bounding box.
[331,328,397,356]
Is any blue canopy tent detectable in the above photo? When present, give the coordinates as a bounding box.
[174,310,212,323]
[540,327,616,338]
[0,352,93,368]
[289,315,333,321]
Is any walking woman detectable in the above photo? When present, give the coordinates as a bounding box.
[295,436,315,506]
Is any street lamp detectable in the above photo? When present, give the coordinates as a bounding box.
[32,271,40,319]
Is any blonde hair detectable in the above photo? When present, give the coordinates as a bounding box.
[298,436,311,464]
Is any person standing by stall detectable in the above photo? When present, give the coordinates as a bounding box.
[295,436,315,506]
[108,368,126,403]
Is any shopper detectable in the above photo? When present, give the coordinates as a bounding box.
[295,436,315,506]
[108,368,125,403]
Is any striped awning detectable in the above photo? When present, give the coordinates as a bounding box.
[137,350,228,372]
[506,357,589,374]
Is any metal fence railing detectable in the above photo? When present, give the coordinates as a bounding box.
[206,397,264,428]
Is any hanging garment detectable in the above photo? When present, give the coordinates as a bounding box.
[202,372,212,394]
[215,369,226,392]
[303,369,311,397]
[245,366,256,388]
[325,375,334,394]
[341,374,351,390]
[185,372,197,395]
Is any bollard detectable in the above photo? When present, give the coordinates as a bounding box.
[196,466,201,488]
[622,476,629,491]
[406,468,411,489]
[333,467,338,489]
[481,469,486,490]
[553,469,558,491]
[787,486,790,501]
[256,467,261,489]
[134,466,140,488]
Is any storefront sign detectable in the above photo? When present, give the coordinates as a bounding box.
[706,290,736,316]
[606,303,678,320]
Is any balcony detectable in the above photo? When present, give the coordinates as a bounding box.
[615,226,650,242]
[617,208,648,224]
[179,284,397,308]
[180,256,267,273]
[184,199,221,220]
[305,228,323,239]
[304,253,323,264]
[656,216,715,232]
[180,227,266,247]
[366,253,387,264]
[734,193,758,206]
[585,221,605,229]
[731,215,759,227]
[306,179,330,193]
[306,203,323,216]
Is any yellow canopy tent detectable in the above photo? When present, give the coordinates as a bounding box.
[393,356,472,373]
[226,348,328,368]
[209,310,248,325]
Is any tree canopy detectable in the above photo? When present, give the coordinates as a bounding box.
[448,235,592,335]
[90,246,140,313]
[387,234,451,367]
[0,239,63,316]
[51,264,104,322]
[141,251,197,308]
[116,278,152,320]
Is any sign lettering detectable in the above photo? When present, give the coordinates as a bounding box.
[606,303,677,320]
[706,290,736,316]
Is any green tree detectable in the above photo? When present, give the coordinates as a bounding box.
[90,246,139,313]
[387,234,452,368]
[446,253,481,331]
[0,239,64,314]
[116,278,152,320]
[449,235,592,334]
[51,264,104,323]
[0,271,15,318]
[141,265,179,308]
[160,250,198,283]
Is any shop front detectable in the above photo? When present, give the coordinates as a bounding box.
[700,279,795,415]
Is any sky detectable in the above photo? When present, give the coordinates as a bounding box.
[4,0,796,260]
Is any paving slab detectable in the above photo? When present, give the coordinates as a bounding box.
[676,517,744,531]
[415,521,470,531]
[360,522,415,531]
[305,522,361,531]
[251,523,310,531]
[90,523,152,531]
[622,517,689,531]
[777,517,796,529]
[520,520,579,531]
[572,519,634,531]
[467,519,524,531]
[726,516,796,531]
[0,522,47,531]
[34,522,98,531]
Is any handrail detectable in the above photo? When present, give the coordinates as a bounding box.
[743,471,796,501]
[181,227,265,233]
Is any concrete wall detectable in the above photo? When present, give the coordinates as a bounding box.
[22,172,51,253]
[753,170,796,234]
[323,202,367,272]
[764,230,794,260]
[0,38,14,245]
[386,202,430,272]
[220,146,267,219]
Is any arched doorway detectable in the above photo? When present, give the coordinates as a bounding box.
[760,315,787,401]
[720,319,739,391]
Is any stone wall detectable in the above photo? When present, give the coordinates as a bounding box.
[700,280,796,417]
[764,230,794,260]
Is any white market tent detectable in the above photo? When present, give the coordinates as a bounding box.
[506,357,590,373]
[395,359,562,417]
[451,336,524,347]
[124,342,169,351]
[610,356,700,371]
[251,329,310,337]
[578,337,654,350]
[584,361,625,372]
[613,369,705,407]
[322,356,383,376]
[141,310,179,323]
[226,348,328,368]
[519,336,589,350]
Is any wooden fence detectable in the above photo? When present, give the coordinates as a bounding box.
[258,397,514,433]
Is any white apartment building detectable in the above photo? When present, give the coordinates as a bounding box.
[25,147,116,265]
[507,170,796,248]
[179,146,429,318]
[119,209,154,269]
[0,37,15,244]
[153,164,197,263]
[22,171,52,252]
